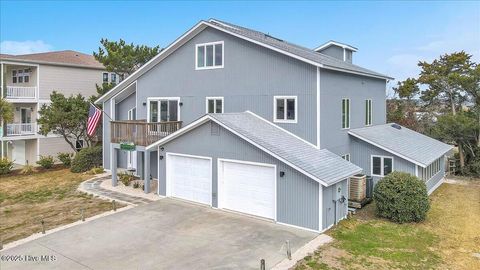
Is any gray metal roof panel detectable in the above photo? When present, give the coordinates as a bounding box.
[349,124,453,167]
[209,19,392,80]
[210,112,362,185]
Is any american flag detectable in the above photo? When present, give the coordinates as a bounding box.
[87,103,102,137]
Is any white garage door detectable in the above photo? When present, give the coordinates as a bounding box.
[219,159,276,220]
[167,153,212,205]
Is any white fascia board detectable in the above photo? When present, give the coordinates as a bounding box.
[314,41,358,52]
[95,21,209,104]
[348,131,427,168]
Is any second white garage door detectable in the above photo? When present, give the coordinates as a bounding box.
[167,153,212,205]
[218,159,276,220]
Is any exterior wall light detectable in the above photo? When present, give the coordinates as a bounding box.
[279,171,285,177]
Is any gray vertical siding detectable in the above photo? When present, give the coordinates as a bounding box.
[114,93,137,169]
[320,69,386,155]
[350,136,416,184]
[157,121,319,231]
[322,179,348,230]
[318,46,344,61]
[135,27,318,145]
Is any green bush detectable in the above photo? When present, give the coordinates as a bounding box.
[0,158,14,175]
[118,172,134,186]
[57,152,74,167]
[373,171,430,223]
[71,146,102,173]
[36,155,55,169]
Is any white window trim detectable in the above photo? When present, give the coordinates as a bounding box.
[195,41,224,70]
[342,98,350,129]
[205,96,224,113]
[365,99,372,126]
[342,153,350,162]
[147,97,181,123]
[371,155,394,177]
[273,95,298,124]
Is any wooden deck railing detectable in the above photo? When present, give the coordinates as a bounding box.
[110,120,182,146]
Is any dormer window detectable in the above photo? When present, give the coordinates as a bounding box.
[196,41,223,70]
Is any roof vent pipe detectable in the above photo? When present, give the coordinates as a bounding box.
[391,123,402,130]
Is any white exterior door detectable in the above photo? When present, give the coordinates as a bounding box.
[167,153,212,205]
[12,140,26,165]
[218,159,276,220]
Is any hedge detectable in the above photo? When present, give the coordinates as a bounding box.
[71,146,102,173]
[373,171,430,223]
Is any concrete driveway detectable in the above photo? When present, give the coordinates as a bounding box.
[1,199,317,270]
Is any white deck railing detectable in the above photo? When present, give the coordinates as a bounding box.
[5,86,37,99]
[6,123,37,136]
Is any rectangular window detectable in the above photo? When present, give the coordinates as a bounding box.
[75,140,84,151]
[342,98,350,129]
[24,69,30,83]
[12,70,17,83]
[342,154,350,162]
[111,73,117,83]
[103,73,108,83]
[196,41,224,70]
[17,70,23,83]
[365,99,372,126]
[371,155,394,177]
[148,98,179,123]
[274,96,297,123]
[206,97,224,114]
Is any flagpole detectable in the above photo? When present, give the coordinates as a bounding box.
[90,102,113,121]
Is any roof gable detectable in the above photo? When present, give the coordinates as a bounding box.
[349,124,453,167]
[96,19,392,104]
[148,112,362,186]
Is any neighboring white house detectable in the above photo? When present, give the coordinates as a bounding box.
[0,50,115,165]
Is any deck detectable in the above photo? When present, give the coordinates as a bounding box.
[110,120,182,146]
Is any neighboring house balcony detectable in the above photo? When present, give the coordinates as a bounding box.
[110,120,182,146]
[5,86,37,100]
[5,122,37,136]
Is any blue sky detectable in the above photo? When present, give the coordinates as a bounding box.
[1,1,479,93]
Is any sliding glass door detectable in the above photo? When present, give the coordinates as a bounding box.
[149,98,179,123]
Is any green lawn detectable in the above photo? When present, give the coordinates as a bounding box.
[0,168,124,244]
[294,179,480,270]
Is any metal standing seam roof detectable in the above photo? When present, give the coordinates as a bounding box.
[208,19,392,80]
[208,112,362,186]
[349,123,453,167]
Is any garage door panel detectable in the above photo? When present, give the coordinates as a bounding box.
[221,160,275,219]
[168,154,212,205]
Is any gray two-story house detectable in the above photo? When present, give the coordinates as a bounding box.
[96,19,452,232]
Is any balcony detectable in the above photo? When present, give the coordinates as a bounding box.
[6,123,37,136]
[110,120,182,146]
[5,86,37,99]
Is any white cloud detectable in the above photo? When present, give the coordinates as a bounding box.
[0,40,53,55]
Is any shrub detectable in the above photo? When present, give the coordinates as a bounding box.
[87,166,104,175]
[118,172,134,186]
[20,163,34,174]
[133,181,140,189]
[36,155,55,169]
[71,146,102,173]
[0,158,14,175]
[373,171,430,223]
[57,152,73,167]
